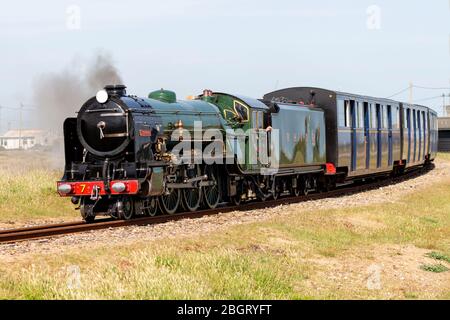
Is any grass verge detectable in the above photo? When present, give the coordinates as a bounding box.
[0,170,449,299]
[0,152,449,299]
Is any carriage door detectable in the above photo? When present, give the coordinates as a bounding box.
[422,112,427,158]
[417,111,422,160]
[406,108,411,163]
[413,110,417,162]
[350,100,357,171]
[376,104,382,168]
[364,102,370,169]
[387,105,393,166]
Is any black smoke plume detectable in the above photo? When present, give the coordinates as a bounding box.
[32,51,123,133]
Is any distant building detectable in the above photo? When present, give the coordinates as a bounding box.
[445,105,450,117]
[438,116,450,152]
[0,129,58,150]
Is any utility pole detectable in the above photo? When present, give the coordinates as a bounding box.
[19,103,23,149]
[443,93,447,117]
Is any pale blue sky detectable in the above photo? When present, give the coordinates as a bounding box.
[0,0,449,132]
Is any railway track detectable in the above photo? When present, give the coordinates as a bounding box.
[0,166,431,244]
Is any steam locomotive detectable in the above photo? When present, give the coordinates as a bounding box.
[57,85,437,222]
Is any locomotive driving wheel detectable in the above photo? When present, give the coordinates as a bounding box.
[143,197,158,216]
[80,198,95,223]
[203,165,221,209]
[160,188,181,215]
[121,197,134,220]
[80,206,95,223]
[182,165,202,212]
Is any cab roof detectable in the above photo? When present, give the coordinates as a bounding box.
[209,92,270,110]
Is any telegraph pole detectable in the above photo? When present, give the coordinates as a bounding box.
[443,93,447,117]
[19,103,23,149]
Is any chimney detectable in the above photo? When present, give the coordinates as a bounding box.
[104,84,127,96]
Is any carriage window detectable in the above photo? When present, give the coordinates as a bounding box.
[416,110,419,129]
[390,106,396,128]
[356,102,364,128]
[423,112,426,132]
[344,100,351,127]
[338,99,345,127]
[387,105,392,128]
[382,105,388,128]
[405,109,409,129]
[370,104,376,129]
[363,102,370,128]
[408,109,411,129]
[378,105,384,128]
[417,110,421,130]
[258,111,264,129]
[393,106,400,129]
[233,101,249,122]
[252,111,257,128]
[252,110,264,129]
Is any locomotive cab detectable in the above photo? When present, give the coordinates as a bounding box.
[198,92,273,172]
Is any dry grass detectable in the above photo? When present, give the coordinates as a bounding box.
[0,152,449,299]
[0,150,75,223]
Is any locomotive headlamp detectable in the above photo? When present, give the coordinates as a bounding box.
[175,119,184,129]
[57,184,72,195]
[111,182,126,193]
[96,89,109,103]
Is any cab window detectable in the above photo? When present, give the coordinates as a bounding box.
[252,111,264,129]
[223,109,237,121]
[234,101,249,122]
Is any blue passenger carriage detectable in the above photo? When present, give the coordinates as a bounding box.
[263,87,436,181]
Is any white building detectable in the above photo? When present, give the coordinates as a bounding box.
[445,105,450,117]
[0,129,58,150]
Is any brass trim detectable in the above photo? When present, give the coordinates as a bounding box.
[233,100,250,123]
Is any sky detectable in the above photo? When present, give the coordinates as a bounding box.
[0,0,449,132]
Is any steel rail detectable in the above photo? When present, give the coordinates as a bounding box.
[0,166,430,244]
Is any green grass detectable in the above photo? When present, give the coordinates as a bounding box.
[420,264,449,273]
[1,174,450,299]
[436,152,450,162]
[0,151,76,222]
[0,152,449,299]
[0,169,75,221]
[426,252,450,263]
[0,247,306,299]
